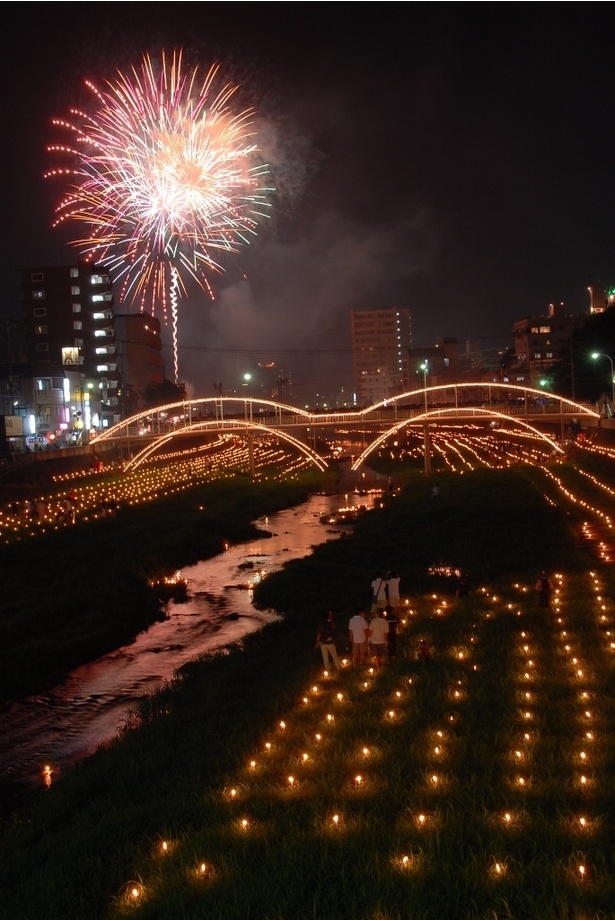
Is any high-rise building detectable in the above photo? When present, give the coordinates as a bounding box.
[351,307,412,405]
[22,262,119,433]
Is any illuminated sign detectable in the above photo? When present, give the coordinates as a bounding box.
[62,346,80,366]
[4,416,24,436]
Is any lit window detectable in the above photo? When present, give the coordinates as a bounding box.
[72,303,81,313]
[70,267,79,278]
[34,325,47,335]
[71,286,80,295]
[73,321,82,330]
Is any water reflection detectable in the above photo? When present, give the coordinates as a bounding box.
[0,490,380,814]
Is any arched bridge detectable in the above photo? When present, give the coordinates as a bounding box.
[91,383,599,473]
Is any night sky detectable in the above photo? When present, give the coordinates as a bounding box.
[1,4,614,402]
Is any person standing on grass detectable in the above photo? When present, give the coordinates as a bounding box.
[383,604,399,660]
[349,609,370,666]
[371,572,388,613]
[368,607,389,668]
[386,570,401,615]
[315,610,341,674]
[535,571,555,608]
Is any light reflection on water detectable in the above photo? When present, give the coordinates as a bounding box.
[0,490,380,813]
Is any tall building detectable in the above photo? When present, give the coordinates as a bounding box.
[22,262,119,434]
[351,308,412,405]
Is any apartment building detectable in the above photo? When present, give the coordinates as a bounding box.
[512,301,588,387]
[22,262,118,439]
[351,307,412,405]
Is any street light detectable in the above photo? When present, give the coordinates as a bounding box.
[419,360,431,477]
[591,352,615,405]
[420,361,429,413]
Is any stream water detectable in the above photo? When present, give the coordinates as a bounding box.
[0,490,380,815]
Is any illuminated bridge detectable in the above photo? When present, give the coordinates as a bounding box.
[91,383,600,474]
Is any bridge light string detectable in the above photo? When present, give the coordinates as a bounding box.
[0,435,316,544]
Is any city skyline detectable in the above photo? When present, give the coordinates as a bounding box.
[1,5,614,399]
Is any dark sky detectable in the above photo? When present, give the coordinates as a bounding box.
[1,4,614,402]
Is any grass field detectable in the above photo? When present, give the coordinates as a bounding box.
[2,446,615,919]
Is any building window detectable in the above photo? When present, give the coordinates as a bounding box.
[70,267,79,278]
[533,352,541,359]
[72,303,81,313]
[74,338,83,347]
[34,325,48,334]
[91,273,110,285]
[30,272,44,282]
[73,320,82,330]
[546,352,553,359]
[33,307,47,317]
[32,290,45,299]
[71,286,81,295]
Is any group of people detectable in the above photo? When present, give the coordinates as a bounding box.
[316,605,399,673]
[316,565,554,677]
[316,568,404,672]
[370,571,401,613]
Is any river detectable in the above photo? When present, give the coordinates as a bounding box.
[0,489,381,816]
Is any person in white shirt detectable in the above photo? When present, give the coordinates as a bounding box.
[370,573,387,612]
[348,610,370,666]
[368,608,389,667]
[385,571,400,614]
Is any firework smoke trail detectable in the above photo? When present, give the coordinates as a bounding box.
[46,49,273,382]
[170,266,179,385]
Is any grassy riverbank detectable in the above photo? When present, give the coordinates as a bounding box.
[2,459,615,919]
[0,473,317,701]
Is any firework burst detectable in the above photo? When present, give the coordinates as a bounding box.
[46,49,273,381]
